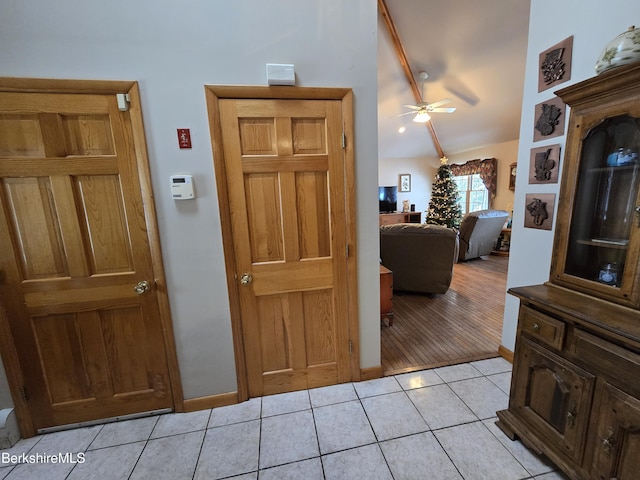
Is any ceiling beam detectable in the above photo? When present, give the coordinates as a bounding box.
[378,0,445,159]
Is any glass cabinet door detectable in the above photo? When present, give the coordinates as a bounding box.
[562,114,640,300]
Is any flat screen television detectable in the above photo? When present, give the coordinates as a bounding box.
[379,186,397,213]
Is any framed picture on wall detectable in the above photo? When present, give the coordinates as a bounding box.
[399,173,411,192]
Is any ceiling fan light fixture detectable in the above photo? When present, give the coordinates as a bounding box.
[413,111,431,123]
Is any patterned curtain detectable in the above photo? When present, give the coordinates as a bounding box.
[449,158,498,196]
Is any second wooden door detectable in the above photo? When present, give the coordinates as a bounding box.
[211,91,357,397]
[0,81,176,434]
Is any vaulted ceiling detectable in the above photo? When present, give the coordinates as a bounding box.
[378,0,531,160]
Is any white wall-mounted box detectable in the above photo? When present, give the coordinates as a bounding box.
[170,175,195,200]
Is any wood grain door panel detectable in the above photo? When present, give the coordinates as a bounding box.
[512,338,595,463]
[0,89,172,431]
[588,381,640,480]
[217,97,351,397]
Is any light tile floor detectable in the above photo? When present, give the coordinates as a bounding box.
[0,357,569,480]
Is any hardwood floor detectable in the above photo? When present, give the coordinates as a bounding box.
[381,254,508,375]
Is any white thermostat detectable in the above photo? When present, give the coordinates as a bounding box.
[170,175,195,200]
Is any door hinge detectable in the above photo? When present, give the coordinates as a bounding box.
[341,131,346,149]
[19,386,28,402]
[116,93,130,112]
[349,340,353,355]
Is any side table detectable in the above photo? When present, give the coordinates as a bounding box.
[491,228,511,256]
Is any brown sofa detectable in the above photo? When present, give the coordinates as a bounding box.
[379,223,459,294]
[457,209,509,261]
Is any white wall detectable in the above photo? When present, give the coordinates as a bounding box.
[502,0,638,351]
[378,157,437,221]
[0,0,380,406]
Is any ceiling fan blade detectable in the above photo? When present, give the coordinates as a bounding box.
[395,111,418,117]
[401,104,422,111]
[425,98,453,109]
[429,107,457,113]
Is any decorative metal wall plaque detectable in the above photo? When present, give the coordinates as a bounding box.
[533,97,566,142]
[538,36,573,92]
[524,193,555,230]
[529,144,561,184]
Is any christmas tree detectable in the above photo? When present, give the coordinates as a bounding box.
[425,157,463,229]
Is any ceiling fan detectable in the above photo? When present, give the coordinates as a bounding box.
[400,72,456,123]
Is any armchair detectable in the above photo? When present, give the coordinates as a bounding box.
[380,223,459,294]
[457,209,509,261]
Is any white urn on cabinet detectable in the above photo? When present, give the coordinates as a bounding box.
[595,25,640,74]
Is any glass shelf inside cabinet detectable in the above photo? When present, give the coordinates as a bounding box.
[565,114,640,287]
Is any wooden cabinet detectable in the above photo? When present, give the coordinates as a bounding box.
[380,265,393,326]
[500,307,595,461]
[497,62,640,480]
[587,381,640,479]
[379,212,421,226]
[549,63,640,308]
[509,334,594,464]
[497,287,640,479]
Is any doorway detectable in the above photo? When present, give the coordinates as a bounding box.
[380,255,508,374]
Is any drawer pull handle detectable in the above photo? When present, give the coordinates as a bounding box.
[601,427,615,455]
[532,323,540,331]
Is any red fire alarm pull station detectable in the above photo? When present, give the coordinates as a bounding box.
[177,128,192,149]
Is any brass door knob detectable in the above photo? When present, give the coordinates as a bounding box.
[240,273,253,286]
[134,280,151,295]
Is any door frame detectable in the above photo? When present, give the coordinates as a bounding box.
[204,85,360,401]
[0,77,184,437]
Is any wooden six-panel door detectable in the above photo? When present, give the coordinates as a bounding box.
[213,93,356,397]
[0,84,175,433]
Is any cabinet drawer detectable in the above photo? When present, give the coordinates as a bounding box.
[520,306,565,350]
[572,329,640,398]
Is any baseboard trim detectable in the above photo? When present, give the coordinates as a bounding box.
[498,344,514,363]
[183,392,238,412]
[360,366,383,381]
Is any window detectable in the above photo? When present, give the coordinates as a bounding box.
[453,173,489,215]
